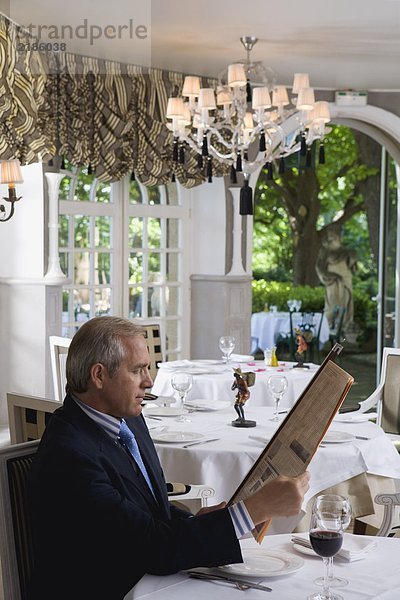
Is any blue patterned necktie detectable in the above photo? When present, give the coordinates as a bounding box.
[118,420,155,497]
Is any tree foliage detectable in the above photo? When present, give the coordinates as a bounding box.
[253,125,380,287]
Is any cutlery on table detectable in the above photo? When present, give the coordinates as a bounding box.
[187,570,272,592]
[183,438,220,448]
[355,435,370,440]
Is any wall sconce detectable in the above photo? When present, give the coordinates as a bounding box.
[0,159,24,222]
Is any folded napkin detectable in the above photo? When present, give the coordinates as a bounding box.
[292,533,377,562]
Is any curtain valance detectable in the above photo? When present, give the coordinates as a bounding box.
[0,13,228,186]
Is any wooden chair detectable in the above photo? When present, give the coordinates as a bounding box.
[7,393,60,444]
[0,439,39,600]
[49,335,71,402]
[138,321,165,381]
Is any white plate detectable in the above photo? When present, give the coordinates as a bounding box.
[322,431,355,444]
[334,412,377,423]
[144,406,182,417]
[230,354,255,363]
[191,359,224,365]
[185,399,231,411]
[219,548,304,578]
[151,431,204,444]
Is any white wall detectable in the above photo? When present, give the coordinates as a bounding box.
[190,177,226,275]
[0,162,51,424]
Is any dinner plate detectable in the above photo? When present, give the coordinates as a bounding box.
[144,406,182,417]
[191,359,224,365]
[151,431,204,444]
[185,399,231,411]
[322,431,355,443]
[219,548,304,578]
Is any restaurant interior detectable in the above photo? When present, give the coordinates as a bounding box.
[0,1,400,598]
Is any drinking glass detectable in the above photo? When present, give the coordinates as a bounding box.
[287,299,296,312]
[171,372,193,422]
[294,299,302,312]
[267,374,288,421]
[308,495,345,600]
[219,335,235,363]
[314,494,352,588]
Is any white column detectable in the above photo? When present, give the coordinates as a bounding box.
[44,172,68,284]
[227,187,247,276]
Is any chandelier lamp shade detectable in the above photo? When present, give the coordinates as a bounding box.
[166,36,331,214]
[0,159,24,222]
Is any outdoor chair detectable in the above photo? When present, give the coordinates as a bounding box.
[355,347,400,449]
[49,335,71,402]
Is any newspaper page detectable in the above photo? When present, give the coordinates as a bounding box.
[228,344,354,542]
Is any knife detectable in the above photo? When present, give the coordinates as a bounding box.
[187,570,272,592]
[183,438,219,448]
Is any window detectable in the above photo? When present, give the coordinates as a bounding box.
[58,164,189,359]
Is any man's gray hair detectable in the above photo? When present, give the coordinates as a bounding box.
[66,316,145,394]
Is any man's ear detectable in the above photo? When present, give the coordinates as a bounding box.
[90,363,107,389]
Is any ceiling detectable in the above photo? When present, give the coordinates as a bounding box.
[7,0,400,91]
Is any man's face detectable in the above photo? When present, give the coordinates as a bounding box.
[96,335,153,419]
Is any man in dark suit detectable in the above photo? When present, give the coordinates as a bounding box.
[28,316,309,600]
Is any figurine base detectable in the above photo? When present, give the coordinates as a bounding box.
[231,418,257,428]
[293,362,309,369]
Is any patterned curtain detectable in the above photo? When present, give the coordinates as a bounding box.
[0,13,228,186]
[0,14,52,163]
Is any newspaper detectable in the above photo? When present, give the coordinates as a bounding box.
[227,343,354,542]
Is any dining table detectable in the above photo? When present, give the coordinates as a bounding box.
[124,533,400,599]
[251,311,330,354]
[151,359,319,409]
[142,403,400,535]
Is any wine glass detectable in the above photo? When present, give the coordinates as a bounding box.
[267,374,288,421]
[219,335,235,363]
[308,495,345,600]
[314,494,352,589]
[171,372,193,422]
[287,299,296,312]
[294,299,302,313]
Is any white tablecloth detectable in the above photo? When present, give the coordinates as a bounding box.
[143,405,400,534]
[126,533,400,599]
[152,360,318,409]
[251,311,330,353]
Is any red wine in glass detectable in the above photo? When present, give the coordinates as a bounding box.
[310,530,343,558]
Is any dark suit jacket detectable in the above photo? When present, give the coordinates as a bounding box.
[27,394,242,600]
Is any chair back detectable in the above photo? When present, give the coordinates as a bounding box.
[7,393,60,444]
[49,336,72,402]
[140,321,164,380]
[381,353,400,435]
[0,440,39,600]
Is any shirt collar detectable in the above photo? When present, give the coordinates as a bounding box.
[72,395,121,441]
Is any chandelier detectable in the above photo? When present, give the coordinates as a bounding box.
[166,36,331,214]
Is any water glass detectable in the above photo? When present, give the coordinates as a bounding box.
[267,374,288,421]
[219,336,235,363]
[171,372,193,422]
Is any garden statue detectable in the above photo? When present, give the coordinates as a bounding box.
[231,368,256,427]
[316,226,357,330]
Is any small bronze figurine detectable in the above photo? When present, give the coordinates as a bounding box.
[231,368,256,427]
[293,328,310,369]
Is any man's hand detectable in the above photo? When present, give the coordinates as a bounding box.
[244,472,310,526]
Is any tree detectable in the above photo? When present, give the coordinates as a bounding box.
[254,126,380,286]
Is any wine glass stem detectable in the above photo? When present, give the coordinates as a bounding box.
[323,557,330,596]
[327,556,334,582]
